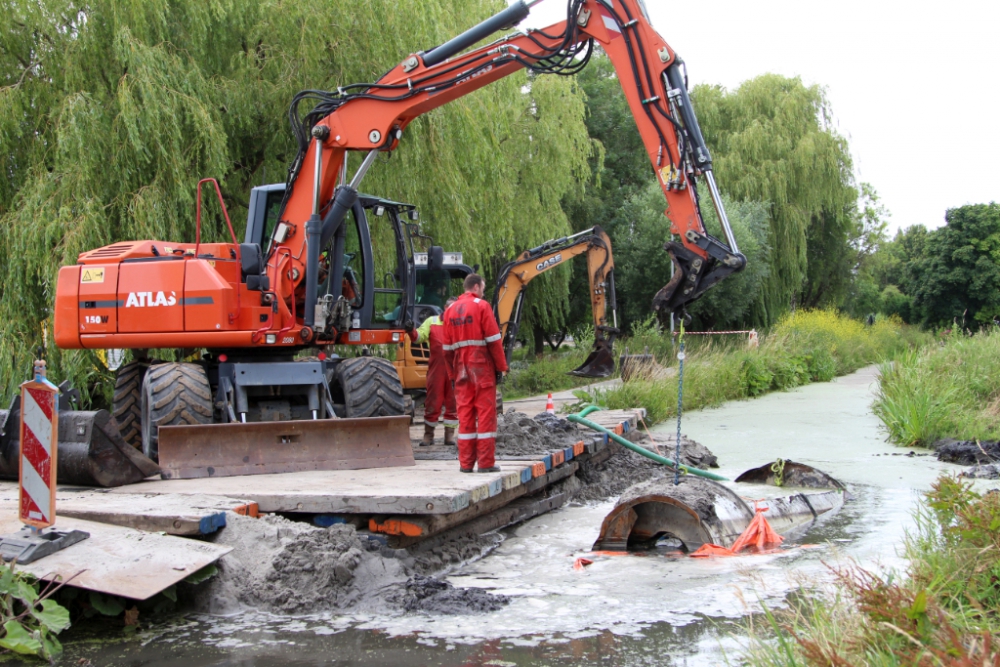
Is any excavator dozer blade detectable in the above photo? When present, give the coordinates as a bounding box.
[0,402,160,488]
[156,415,415,480]
[569,340,616,378]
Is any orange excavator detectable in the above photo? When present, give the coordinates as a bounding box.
[493,226,618,378]
[51,0,744,479]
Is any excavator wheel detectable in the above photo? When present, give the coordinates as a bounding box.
[140,362,213,461]
[112,359,162,449]
[112,361,147,449]
[333,357,406,418]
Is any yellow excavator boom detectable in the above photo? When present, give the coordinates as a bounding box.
[492,226,618,378]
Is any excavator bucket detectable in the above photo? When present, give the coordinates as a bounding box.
[569,340,616,378]
[155,415,415,480]
[0,399,160,488]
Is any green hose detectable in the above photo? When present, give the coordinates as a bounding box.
[567,409,729,482]
[575,405,602,418]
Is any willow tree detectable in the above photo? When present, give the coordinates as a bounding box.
[693,75,856,323]
[0,0,591,405]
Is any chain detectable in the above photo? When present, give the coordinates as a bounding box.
[770,458,786,487]
[675,320,685,485]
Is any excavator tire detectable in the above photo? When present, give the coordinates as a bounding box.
[112,361,147,449]
[141,362,213,462]
[334,357,406,418]
[112,359,163,449]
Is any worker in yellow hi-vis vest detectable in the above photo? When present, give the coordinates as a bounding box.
[408,297,458,446]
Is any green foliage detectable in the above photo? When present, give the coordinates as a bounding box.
[0,561,72,661]
[613,184,771,330]
[907,203,1000,327]
[739,356,774,397]
[596,310,925,425]
[182,563,218,585]
[742,478,1000,667]
[0,0,591,407]
[874,329,1000,446]
[693,75,858,323]
[502,347,595,400]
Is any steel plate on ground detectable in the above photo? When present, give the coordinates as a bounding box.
[157,415,415,480]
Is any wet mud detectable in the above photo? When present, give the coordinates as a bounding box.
[197,414,719,618]
[936,439,1000,465]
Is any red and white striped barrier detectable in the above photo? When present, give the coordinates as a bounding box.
[19,375,58,529]
[0,360,89,564]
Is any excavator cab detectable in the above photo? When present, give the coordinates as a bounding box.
[246,185,411,333]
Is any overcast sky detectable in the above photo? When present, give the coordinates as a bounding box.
[520,0,999,233]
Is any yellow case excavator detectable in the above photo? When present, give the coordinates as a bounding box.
[492,226,618,378]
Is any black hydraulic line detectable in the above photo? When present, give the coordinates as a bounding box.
[305,185,359,328]
[304,206,323,329]
[423,0,531,67]
[664,61,712,171]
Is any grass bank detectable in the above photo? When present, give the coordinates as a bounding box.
[874,330,1000,447]
[581,310,927,424]
[742,476,1000,666]
[502,346,597,400]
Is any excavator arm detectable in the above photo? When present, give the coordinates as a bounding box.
[492,226,618,378]
[273,0,745,343]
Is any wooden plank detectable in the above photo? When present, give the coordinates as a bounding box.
[0,515,231,600]
[380,462,580,546]
[108,461,522,515]
[0,483,244,536]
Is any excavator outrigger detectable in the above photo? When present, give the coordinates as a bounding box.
[493,226,618,378]
[49,0,743,481]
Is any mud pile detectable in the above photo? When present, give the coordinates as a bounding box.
[936,439,1000,465]
[495,411,586,457]
[574,433,718,501]
[387,575,509,614]
[409,531,504,574]
[961,463,1000,479]
[648,433,720,469]
[199,514,506,615]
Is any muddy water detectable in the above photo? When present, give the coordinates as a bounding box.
[61,367,984,666]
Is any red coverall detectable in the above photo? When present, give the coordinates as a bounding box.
[411,316,458,430]
[442,292,509,470]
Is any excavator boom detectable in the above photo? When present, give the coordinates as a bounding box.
[279,0,745,336]
[492,226,617,378]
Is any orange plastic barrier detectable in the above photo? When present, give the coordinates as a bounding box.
[690,505,783,558]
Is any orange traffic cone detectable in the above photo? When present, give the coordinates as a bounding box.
[545,393,555,414]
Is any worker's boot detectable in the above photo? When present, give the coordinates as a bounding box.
[420,424,436,446]
[444,426,457,447]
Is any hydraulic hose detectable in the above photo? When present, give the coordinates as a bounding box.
[567,408,728,482]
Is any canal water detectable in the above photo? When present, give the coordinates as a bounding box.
[60,366,977,666]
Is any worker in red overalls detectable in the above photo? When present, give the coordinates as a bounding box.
[408,297,459,446]
[442,274,508,473]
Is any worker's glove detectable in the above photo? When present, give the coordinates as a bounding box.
[403,319,414,332]
[495,371,505,385]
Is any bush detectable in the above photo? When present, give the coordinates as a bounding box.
[874,329,1000,446]
[742,477,1000,667]
[593,310,928,425]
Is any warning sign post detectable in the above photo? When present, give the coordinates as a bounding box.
[0,360,89,564]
